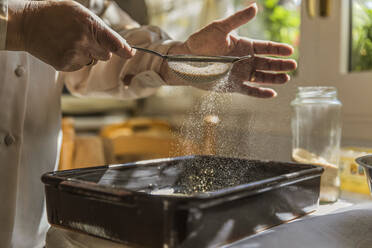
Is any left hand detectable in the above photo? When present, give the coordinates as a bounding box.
[162,3,297,98]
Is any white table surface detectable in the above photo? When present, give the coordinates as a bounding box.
[227,193,372,248]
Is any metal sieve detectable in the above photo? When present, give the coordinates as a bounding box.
[132,46,252,83]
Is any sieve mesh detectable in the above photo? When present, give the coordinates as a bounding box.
[132,46,252,83]
[168,61,232,83]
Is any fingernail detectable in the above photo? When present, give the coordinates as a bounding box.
[130,48,136,56]
[293,60,298,69]
[115,47,129,58]
[248,2,258,18]
[263,89,276,98]
[125,48,135,58]
[118,40,135,58]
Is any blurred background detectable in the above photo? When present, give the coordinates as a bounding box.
[60,1,372,199]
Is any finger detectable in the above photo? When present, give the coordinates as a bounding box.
[96,25,135,59]
[252,39,294,56]
[215,3,257,33]
[60,64,85,72]
[236,83,276,98]
[89,58,99,66]
[253,57,297,71]
[93,59,99,65]
[59,50,91,71]
[252,71,290,84]
[231,57,296,80]
[79,51,95,66]
[90,48,112,61]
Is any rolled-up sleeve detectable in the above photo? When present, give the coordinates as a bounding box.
[0,0,8,50]
[63,1,180,100]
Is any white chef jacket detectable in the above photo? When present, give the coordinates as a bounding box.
[0,1,178,247]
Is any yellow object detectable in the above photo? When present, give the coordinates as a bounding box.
[59,118,106,170]
[100,118,200,164]
[340,147,372,195]
[292,148,339,203]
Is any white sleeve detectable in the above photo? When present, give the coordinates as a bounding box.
[0,0,8,50]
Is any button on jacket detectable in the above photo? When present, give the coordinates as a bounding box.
[0,1,179,247]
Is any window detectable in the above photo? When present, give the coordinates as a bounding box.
[145,0,235,40]
[350,0,372,71]
[234,0,301,62]
[231,0,372,148]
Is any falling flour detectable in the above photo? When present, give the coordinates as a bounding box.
[168,61,231,83]
[169,73,257,193]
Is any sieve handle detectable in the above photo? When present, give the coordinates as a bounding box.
[132,46,167,59]
[132,46,252,63]
[166,54,252,63]
[235,55,253,62]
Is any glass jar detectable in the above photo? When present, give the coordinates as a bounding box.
[291,87,342,203]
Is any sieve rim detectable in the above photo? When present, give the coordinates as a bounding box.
[166,54,251,63]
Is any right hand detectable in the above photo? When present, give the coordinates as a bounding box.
[6,0,135,72]
[161,4,296,98]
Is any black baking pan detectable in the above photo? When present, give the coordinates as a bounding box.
[41,155,323,248]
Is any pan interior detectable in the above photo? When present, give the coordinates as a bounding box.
[67,157,308,195]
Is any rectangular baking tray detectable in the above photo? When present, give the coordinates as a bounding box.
[42,155,323,248]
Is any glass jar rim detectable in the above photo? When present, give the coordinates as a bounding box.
[297,86,337,98]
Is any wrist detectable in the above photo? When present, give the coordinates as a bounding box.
[6,0,27,51]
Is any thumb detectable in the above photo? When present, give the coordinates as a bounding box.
[96,25,135,58]
[216,3,257,33]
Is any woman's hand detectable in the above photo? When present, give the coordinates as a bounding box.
[162,3,297,98]
[6,0,135,72]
